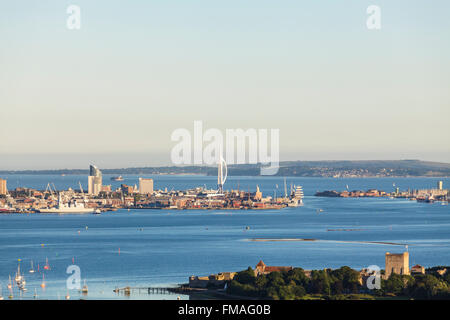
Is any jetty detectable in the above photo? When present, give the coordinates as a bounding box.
[113,286,195,295]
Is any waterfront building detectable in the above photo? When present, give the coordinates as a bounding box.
[411,264,425,275]
[254,260,293,276]
[384,252,410,279]
[121,184,134,195]
[0,179,7,195]
[139,178,154,194]
[189,272,236,288]
[88,165,102,195]
[101,185,111,193]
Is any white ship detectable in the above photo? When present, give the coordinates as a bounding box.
[288,185,304,207]
[38,194,95,214]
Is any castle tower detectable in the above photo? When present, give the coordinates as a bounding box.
[385,252,410,279]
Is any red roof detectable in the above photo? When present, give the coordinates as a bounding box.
[265,266,293,272]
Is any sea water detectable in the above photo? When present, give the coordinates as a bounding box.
[0,175,449,299]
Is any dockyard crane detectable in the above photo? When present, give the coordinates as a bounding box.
[79,182,88,203]
[78,182,85,195]
[45,183,54,197]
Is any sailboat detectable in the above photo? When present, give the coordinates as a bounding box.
[7,277,13,299]
[65,291,70,300]
[0,285,4,300]
[7,275,12,290]
[40,274,46,288]
[33,288,38,299]
[43,258,50,270]
[29,260,35,273]
[15,263,23,284]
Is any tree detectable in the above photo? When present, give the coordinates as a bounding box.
[383,274,405,296]
[267,271,286,288]
[286,268,309,288]
[234,267,256,285]
[310,270,331,295]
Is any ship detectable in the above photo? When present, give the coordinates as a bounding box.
[111,176,124,181]
[288,185,304,207]
[38,194,95,214]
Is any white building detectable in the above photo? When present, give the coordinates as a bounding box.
[139,178,154,194]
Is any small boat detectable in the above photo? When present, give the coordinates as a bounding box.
[81,280,88,294]
[29,260,35,273]
[111,176,124,182]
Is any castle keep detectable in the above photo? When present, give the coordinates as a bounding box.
[384,252,410,279]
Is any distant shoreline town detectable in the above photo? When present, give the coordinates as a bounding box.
[0,164,305,213]
[1,161,449,213]
[315,181,449,204]
[1,160,450,178]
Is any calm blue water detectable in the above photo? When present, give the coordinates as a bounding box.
[0,175,449,300]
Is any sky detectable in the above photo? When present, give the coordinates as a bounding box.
[0,1,449,169]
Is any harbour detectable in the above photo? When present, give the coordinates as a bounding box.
[0,175,449,300]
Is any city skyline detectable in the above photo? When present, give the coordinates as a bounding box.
[1,1,449,169]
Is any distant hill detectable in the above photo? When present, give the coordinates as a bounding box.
[1,160,450,177]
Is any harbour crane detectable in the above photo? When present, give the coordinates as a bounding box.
[79,182,88,203]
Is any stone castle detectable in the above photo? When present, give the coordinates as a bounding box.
[384,252,410,279]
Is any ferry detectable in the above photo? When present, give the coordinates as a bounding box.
[111,176,124,181]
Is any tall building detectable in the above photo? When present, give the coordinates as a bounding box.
[139,178,154,194]
[437,181,443,191]
[217,156,227,194]
[385,252,410,279]
[88,165,102,195]
[0,179,7,195]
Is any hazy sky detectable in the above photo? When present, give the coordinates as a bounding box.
[1,1,449,169]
